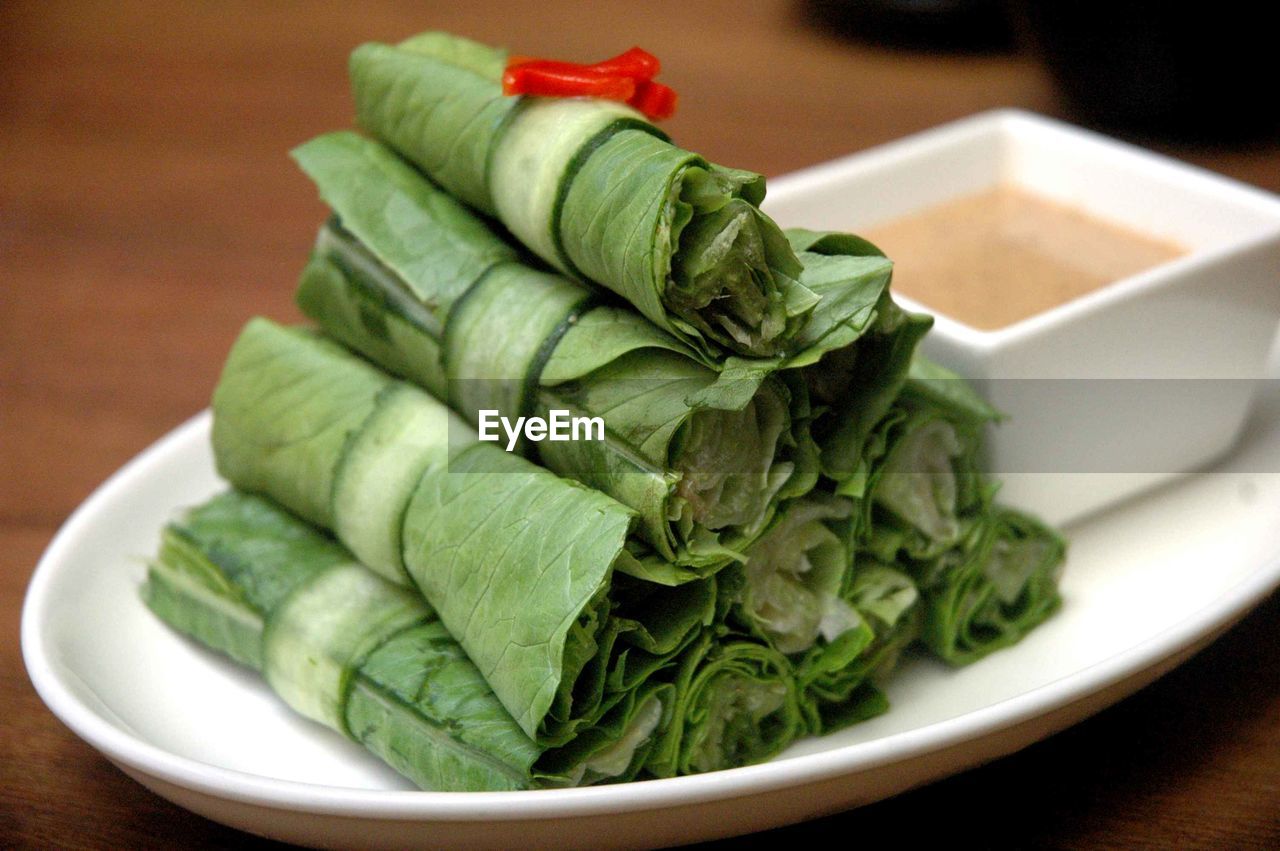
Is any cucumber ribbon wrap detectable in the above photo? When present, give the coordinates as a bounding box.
[291,131,923,575]
[211,318,719,746]
[143,490,672,790]
[347,32,816,358]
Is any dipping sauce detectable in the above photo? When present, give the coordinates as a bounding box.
[863,186,1187,329]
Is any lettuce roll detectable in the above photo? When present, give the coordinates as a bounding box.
[349,32,816,358]
[211,318,714,744]
[144,491,671,790]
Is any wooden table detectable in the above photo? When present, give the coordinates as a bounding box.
[3,2,1277,847]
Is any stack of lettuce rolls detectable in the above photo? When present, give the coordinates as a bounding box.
[194,318,803,775]
[144,29,1067,793]
[291,130,925,573]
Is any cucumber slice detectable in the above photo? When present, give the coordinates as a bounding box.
[263,563,430,735]
[443,263,589,451]
[331,384,456,584]
[488,98,654,273]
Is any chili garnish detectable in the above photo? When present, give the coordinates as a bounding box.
[502,47,678,121]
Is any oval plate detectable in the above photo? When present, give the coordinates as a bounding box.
[23,385,1280,850]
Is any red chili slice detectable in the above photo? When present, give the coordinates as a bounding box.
[629,80,677,120]
[502,46,676,121]
[502,65,636,101]
[588,47,660,79]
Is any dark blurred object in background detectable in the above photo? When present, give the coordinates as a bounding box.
[1015,2,1280,143]
[804,0,1015,53]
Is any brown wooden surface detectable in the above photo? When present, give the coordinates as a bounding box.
[3,2,1278,848]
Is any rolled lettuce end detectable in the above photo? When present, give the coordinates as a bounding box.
[534,681,673,786]
[868,414,980,558]
[727,495,856,655]
[537,347,811,577]
[856,373,997,563]
[663,165,814,356]
[917,508,1066,666]
[559,129,814,358]
[669,377,797,554]
[645,632,803,777]
[796,561,923,734]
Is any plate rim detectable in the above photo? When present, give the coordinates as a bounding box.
[21,408,1280,822]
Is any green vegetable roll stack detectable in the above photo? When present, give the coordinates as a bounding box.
[292,132,816,572]
[138,26,1074,798]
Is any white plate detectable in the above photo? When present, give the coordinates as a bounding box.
[23,378,1280,849]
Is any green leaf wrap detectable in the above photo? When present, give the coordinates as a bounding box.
[349,35,517,214]
[349,32,817,358]
[795,560,922,734]
[557,129,812,356]
[144,491,671,790]
[857,359,1000,563]
[723,495,924,734]
[730,495,857,656]
[912,508,1066,665]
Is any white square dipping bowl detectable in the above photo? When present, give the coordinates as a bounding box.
[764,109,1280,526]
